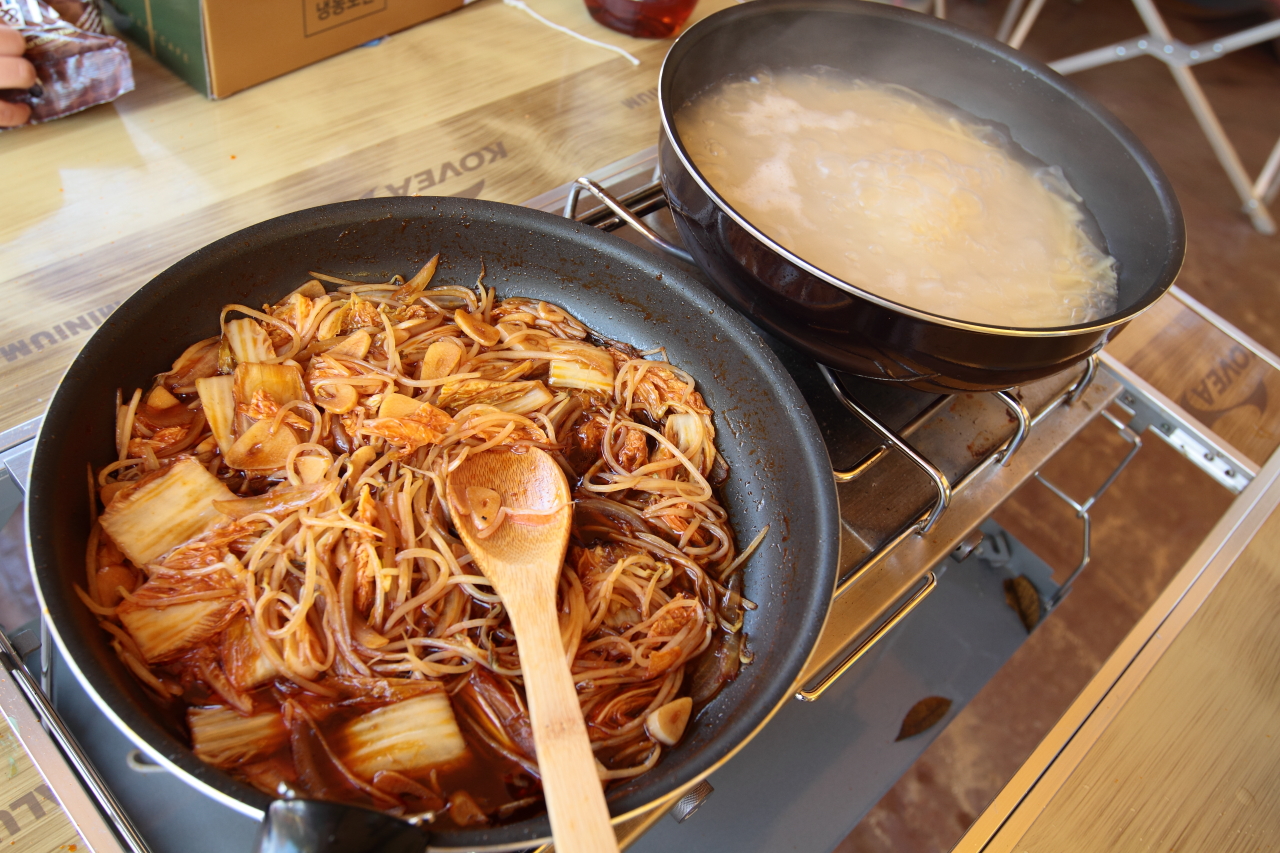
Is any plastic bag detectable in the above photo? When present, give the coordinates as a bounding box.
[0,0,133,125]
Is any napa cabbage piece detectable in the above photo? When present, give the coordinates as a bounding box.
[213,481,332,521]
[195,375,236,456]
[225,318,275,363]
[118,597,235,663]
[336,693,468,778]
[190,706,288,766]
[100,458,237,566]
[663,412,715,477]
[620,360,712,422]
[548,339,615,393]
[359,399,454,452]
[436,378,553,415]
[221,615,278,690]
[664,413,703,455]
[234,363,308,410]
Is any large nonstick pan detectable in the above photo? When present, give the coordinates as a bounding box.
[27,198,840,851]
[658,0,1185,393]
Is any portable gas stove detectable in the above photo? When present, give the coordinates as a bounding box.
[0,148,1251,853]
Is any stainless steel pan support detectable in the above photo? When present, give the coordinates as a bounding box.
[562,179,1115,703]
[0,626,147,853]
[0,150,1254,851]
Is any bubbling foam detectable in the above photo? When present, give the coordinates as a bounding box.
[675,69,1119,328]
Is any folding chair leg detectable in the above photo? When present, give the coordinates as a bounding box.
[1125,0,1275,233]
[1008,0,1049,49]
[1167,63,1277,234]
[997,0,1029,43]
[997,0,1274,232]
[1255,137,1280,207]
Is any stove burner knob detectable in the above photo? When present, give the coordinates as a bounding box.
[670,779,714,823]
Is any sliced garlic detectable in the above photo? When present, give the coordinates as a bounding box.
[226,419,300,471]
[328,330,372,360]
[378,391,422,418]
[466,486,502,531]
[645,696,693,746]
[454,309,501,347]
[313,382,358,414]
[293,455,330,485]
[419,338,464,381]
[146,385,181,410]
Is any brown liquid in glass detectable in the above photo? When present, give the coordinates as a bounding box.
[584,0,697,39]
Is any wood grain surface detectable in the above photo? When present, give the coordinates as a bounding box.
[1108,293,1280,465]
[0,716,84,852]
[1014,500,1280,853]
[0,0,733,435]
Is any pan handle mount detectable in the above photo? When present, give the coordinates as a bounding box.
[567,178,697,266]
[819,365,953,533]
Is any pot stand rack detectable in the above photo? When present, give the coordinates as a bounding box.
[997,0,1280,234]
[0,148,1260,853]
[561,172,1130,700]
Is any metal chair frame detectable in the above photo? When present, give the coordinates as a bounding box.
[998,0,1280,234]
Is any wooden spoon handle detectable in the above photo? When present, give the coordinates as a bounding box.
[508,597,619,853]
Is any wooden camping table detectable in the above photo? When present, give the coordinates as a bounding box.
[4,2,1280,849]
[955,294,1280,853]
[0,0,736,436]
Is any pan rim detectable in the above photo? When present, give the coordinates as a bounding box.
[28,196,841,850]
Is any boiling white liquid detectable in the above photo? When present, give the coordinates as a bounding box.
[675,71,1119,328]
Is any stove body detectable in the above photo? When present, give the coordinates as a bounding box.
[15,149,1237,853]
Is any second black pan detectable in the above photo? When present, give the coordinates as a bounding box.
[658,0,1185,393]
[27,198,840,851]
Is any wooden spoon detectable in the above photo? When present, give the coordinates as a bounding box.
[446,447,619,853]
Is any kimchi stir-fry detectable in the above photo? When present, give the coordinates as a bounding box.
[82,257,762,828]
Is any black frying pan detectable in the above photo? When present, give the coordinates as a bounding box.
[658,0,1185,393]
[27,198,840,851]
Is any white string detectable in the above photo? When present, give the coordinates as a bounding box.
[502,0,642,66]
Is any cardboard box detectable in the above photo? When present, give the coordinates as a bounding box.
[101,0,464,98]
